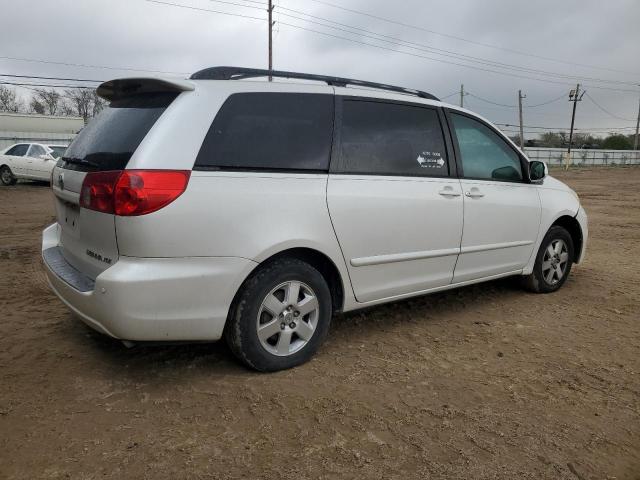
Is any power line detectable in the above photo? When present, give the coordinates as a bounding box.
[525,93,568,108]
[467,91,570,109]
[265,3,639,87]
[439,91,459,100]
[146,0,266,21]
[584,92,636,122]
[143,0,639,92]
[467,93,517,108]
[0,81,94,90]
[0,51,187,76]
[203,0,638,87]
[276,20,638,93]
[298,0,640,76]
[0,73,103,83]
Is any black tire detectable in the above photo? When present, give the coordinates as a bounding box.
[0,166,17,186]
[225,257,332,372]
[522,225,574,293]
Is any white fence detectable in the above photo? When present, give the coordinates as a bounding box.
[0,131,76,150]
[524,147,640,166]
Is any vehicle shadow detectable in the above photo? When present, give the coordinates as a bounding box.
[12,180,51,188]
[332,276,524,332]
[70,276,526,378]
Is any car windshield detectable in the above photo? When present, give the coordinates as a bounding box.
[48,146,67,159]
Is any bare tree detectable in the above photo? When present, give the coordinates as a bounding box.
[91,90,106,117]
[0,85,23,112]
[29,97,45,114]
[65,88,93,122]
[33,88,61,115]
[59,98,75,116]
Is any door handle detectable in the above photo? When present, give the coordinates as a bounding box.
[438,186,461,197]
[465,190,485,198]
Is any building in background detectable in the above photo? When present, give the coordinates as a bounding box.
[0,112,83,150]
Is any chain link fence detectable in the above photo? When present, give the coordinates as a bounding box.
[524,147,640,167]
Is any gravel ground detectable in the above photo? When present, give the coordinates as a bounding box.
[0,167,639,480]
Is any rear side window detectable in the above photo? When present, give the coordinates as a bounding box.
[195,93,334,171]
[450,113,523,182]
[28,144,47,158]
[339,100,448,176]
[62,93,177,171]
[6,144,29,156]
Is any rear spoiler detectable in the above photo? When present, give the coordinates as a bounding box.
[97,77,195,102]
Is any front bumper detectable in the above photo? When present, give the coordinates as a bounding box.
[575,206,588,264]
[42,223,257,341]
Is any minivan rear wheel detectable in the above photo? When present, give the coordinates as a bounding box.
[0,166,17,186]
[522,225,574,293]
[225,257,332,371]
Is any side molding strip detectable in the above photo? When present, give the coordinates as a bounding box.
[350,240,533,267]
[460,240,534,254]
[351,247,460,267]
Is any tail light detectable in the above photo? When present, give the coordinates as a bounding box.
[80,170,190,216]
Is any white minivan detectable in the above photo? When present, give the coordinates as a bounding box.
[42,67,588,371]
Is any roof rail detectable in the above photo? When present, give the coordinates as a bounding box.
[189,66,439,101]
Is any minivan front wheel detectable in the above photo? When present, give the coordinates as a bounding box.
[522,225,574,293]
[225,257,332,371]
[0,166,17,186]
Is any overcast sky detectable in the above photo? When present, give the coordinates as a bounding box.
[1,0,639,137]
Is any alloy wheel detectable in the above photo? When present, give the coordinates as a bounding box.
[541,239,569,285]
[256,281,319,356]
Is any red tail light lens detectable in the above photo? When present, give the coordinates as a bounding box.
[80,171,121,214]
[80,170,190,216]
[114,170,191,216]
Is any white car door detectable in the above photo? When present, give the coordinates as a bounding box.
[447,111,541,283]
[26,144,55,181]
[2,143,30,177]
[328,98,463,303]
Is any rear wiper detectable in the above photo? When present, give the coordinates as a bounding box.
[62,157,101,168]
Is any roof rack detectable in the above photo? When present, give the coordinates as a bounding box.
[189,66,439,101]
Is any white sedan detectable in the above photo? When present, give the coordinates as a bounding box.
[0,143,67,185]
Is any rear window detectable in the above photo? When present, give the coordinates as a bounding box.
[62,92,177,171]
[48,146,67,159]
[195,92,334,171]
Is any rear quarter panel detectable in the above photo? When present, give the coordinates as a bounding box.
[0,154,20,177]
[115,172,356,307]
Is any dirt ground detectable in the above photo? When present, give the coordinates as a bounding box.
[0,167,639,480]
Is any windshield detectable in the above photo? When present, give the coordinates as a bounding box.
[62,92,177,171]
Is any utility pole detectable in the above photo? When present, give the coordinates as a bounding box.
[518,90,526,150]
[460,84,465,108]
[634,94,640,152]
[268,0,274,81]
[566,83,585,169]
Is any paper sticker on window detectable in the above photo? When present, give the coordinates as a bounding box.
[417,151,445,168]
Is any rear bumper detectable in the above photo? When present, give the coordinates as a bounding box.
[42,223,257,341]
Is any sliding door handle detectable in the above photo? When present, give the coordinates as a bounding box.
[438,187,461,197]
[465,189,485,198]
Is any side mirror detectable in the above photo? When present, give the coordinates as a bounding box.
[39,154,51,161]
[529,161,547,181]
